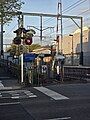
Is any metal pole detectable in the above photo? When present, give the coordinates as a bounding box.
[80,17,83,65]
[2,11,82,19]
[69,34,74,65]
[21,15,24,83]
[18,14,24,83]
[57,0,63,54]
[60,0,63,54]
[0,13,4,58]
[21,12,82,19]
[40,16,42,45]
[56,2,59,54]
[71,36,73,65]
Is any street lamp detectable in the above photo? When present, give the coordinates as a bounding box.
[69,34,74,66]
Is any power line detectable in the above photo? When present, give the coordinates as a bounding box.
[43,0,89,36]
[4,23,18,37]
[63,0,86,13]
[44,13,90,37]
[43,0,86,25]
[63,0,88,13]
[42,0,87,38]
[4,0,89,41]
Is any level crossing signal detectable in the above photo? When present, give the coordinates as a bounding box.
[25,37,32,45]
[13,27,35,45]
[13,36,21,45]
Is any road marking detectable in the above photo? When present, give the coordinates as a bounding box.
[34,87,69,100]
[11,93,20,99]
[0,93,2,97]
[24,90,33,95]
[1,90,26,93]
[0,87,12,90]
[0,77,10,79]
[28,95,37,98]
[24,90,37,98]
[0,81,13,90]
[11,93,20,96]
[0,82,4,87]
[0,90,37,99]
[0,102,20,106]
[11,96,19,99]
[46,117,71,120]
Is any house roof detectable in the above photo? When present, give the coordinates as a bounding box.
[32,47,51,54]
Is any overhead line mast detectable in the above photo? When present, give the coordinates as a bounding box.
[56,0,63,54]
[0,5,83,65]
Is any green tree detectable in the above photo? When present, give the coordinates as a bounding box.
[0,0,24,23]
[6,44,41,55]
[27,44,41,52]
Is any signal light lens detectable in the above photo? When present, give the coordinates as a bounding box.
[25,37,32,45]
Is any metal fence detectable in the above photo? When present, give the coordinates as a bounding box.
[64,53,80,66]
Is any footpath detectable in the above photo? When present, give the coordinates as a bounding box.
[0,67,21,90]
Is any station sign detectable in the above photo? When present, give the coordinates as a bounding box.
[23,53,36,62]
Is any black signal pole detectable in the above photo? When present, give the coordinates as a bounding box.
[69,34,74,66]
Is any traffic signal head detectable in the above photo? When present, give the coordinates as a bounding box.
[14,28,29,36]
[13,37,21,45]
[25,37,32,45]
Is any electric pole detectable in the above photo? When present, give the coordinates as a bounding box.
[0,5,4,58]
[18,13,24,83]
[56,0,63,54]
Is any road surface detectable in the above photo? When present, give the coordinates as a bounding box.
[0,81,90,120]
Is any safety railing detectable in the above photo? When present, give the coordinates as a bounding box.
[64,66,90,82]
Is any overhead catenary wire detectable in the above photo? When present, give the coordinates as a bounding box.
[42,9,90,35]
[43,0,89,37]
[43,0,87,25]
[63,0,87,13]
[4,0,89,44]
[42,0,88,41]
[5,0,87,36]
[4,23,18,37]
[44,10,90,37]
[38,0,90,46]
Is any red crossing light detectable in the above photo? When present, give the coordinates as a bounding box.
[25,37,32,45]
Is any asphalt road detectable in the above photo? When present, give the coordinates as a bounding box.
[0,83,90,120]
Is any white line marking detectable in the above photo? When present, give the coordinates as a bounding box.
[0,93,2,97]
[0,102,20,106]
[34,87,69,100]
[0,77,10,79]
[11,94,20,96]
[13,90,26,92]
[24,90,37,97]
[46,117,71,120]
[0,87,12,90]
[0,95,37,99]
[0,82,4,87]
[1,90,26,94]
[28,95,37,98]
[11,96,19,99]
[24,91,33,96]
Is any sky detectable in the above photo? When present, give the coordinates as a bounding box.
[3,0,90,46]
